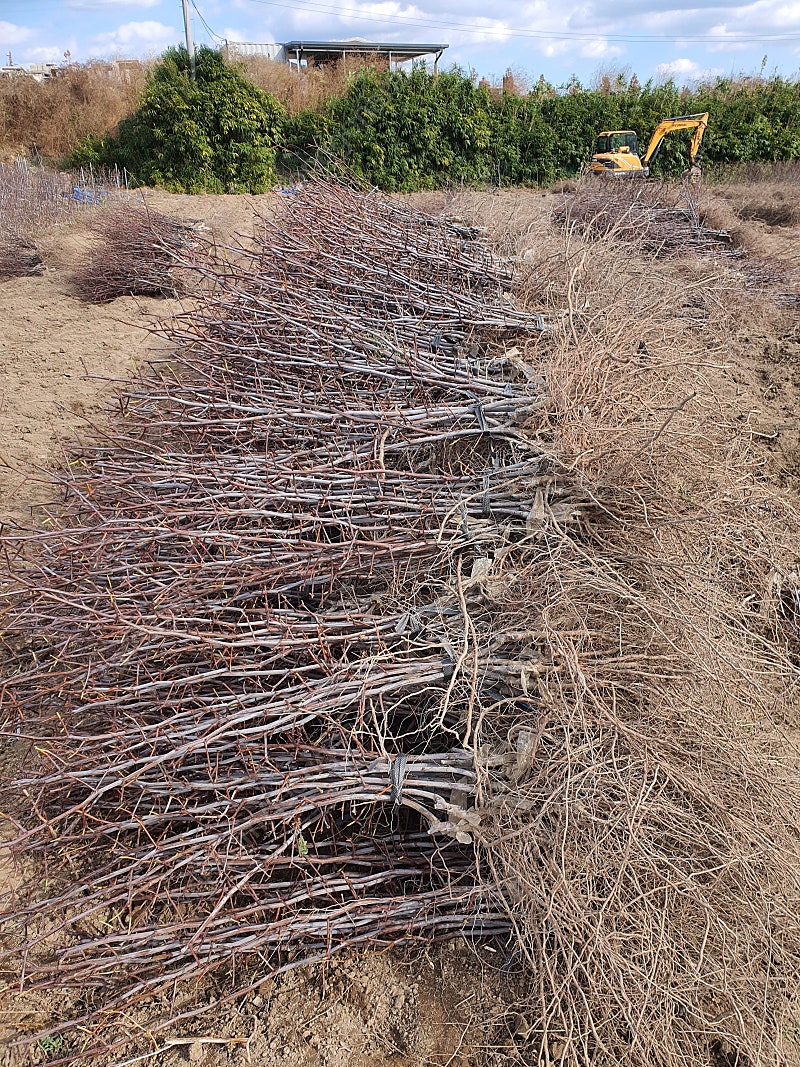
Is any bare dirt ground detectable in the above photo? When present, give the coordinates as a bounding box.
[1,183,799,1066]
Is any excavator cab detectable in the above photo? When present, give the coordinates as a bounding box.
[591,131,645,176]
[593,132,639,158]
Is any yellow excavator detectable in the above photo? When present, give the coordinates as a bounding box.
[589,112,709,177]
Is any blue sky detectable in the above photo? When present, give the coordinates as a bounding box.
[2,0,800,86]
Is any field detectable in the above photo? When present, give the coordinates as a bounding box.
[1,169,800,1066]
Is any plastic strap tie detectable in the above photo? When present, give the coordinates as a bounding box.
[389,753,409,808]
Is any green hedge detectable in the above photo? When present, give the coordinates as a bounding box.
[75,50,800,192]
[282,67,800,189]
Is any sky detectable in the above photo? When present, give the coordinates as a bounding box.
[2,0,800,87]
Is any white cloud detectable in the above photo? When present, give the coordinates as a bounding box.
[588,0,800,48]
[655,57,721,81]
[279,1,510,44]
[458,17,511,43]
[88,19,178,57]
[0,20,33,47]
[222,27,254,43]
[543,39,571,58]
[700,0,800,50]
[580,37,624,59]
[656,57,702,79]
[23,45,65,62]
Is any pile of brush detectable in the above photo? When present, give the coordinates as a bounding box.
[2,178,800,1067]
[553,177,737,257]
[72,199,196,301]
[0,179,540,1056]
[0,236,43,279]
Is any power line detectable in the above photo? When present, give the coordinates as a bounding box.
[190,0,226,43]
[238,0,800,45]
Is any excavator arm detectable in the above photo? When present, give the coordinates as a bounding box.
[642,112,709,167]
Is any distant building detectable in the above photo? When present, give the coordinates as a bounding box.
[226,42,286,63]
[0,61,59,80]
[28,62,60,80]
[0,58,142,81]
[225,38,448,73]
[115,59,144,79]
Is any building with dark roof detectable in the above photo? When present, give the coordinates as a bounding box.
[226,39,448,72]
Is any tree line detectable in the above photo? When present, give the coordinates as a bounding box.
[72,46,800,192]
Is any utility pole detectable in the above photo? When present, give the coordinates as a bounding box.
[181,0,196,80]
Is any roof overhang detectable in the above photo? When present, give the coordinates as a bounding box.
[282,40,448,63]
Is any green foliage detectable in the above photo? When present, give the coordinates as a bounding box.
[85,47,286,192]
[38,1036,65,1059]
[79,51,800,193]
[281,66,800,190]
[284,67,498,191]
[68,132,112,168]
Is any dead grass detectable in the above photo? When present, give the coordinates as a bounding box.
[718,183,800,229]
[705,163,800,231]
[0,63,147,161]
[233,54,386,115]
[452,185,800,1066]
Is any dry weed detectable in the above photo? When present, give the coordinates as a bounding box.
[699,194,768,253]
[0,62,146,160]
[235,54,386,114]
[478,279,800,1066]
[719,185,800,229]
[0,162,85,278]
[704,163,800,233]
[455,187,800,1066]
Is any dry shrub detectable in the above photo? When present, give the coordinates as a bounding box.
[0,62,146,160]
[71,198,197,301]
[0,162,79,237]
[234,53,386,114]
[0,161,132,280]
[3,181,800,1066]
[0,238,43,279]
